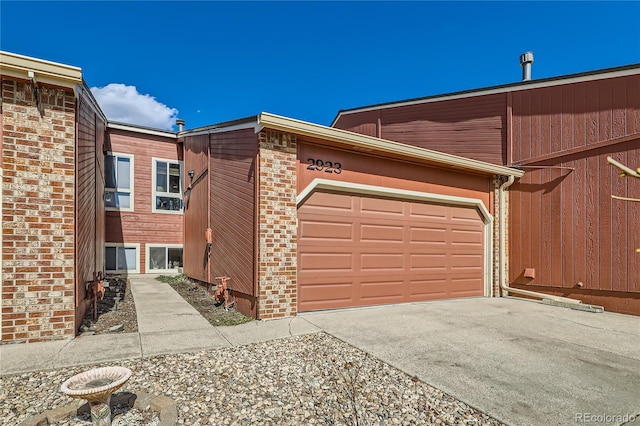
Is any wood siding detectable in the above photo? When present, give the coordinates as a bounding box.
[183,135,209,282]
[334,94,507,165]
[105,129,183,273]
[75,93,106,327]
[509,75,640,306]
[208,129,258,297]
[331,110,379,137]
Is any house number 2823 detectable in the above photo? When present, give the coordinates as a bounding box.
[307,158,342,174]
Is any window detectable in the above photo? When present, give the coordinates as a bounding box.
[105,244,140,273]
[152,158,182,213]
[147,244,183,272]
[105,153,134,211]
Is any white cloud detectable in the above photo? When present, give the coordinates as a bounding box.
[90,83,179,131]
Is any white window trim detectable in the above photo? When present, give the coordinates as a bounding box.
[151,157,183,214]
[105,243,141,274]
[105,152,135,212]
[146,244,184,273]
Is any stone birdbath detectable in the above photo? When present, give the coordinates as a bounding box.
[60,366,132,426]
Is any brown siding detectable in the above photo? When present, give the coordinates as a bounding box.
[105,129,183,273]
[334,94,507,165]
[183,135,209,282]
[209,128,258,298]
[509,75,640,309]
[511,76,640,164]
[298,142,493,211]
[332,110,379,137]
[75,92,106,327]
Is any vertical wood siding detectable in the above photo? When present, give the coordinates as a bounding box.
[209,128,258,296]
[183,135,209,282]
[334,94,507,165]
[105,130,183,273]
[331,110,379,137]
[510,75,640,298]
[75,94,106,327]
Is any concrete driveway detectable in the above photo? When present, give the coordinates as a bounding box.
[300,297,640,426]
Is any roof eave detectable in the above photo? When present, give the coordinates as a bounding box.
[331,63,640,126]
[107,122,177,138]
[0,51,82,90]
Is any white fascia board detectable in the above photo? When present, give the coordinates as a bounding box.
[180,121,261,138]
[107,122,177,139]
[258,112,524,177]
[0,51,82,89]
[332,66,640,125]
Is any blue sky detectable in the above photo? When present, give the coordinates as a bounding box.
[2,1,639,130]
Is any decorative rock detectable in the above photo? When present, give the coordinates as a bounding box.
[133,392,153,410]
[108,324,124,332]
[3,334,504,426]
[18,412,47,426]
[151,395,178,426]
[46,401,83,423]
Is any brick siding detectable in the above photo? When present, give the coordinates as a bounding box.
[256,131,298,319]
[1,79,76,343]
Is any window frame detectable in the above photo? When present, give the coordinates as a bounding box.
[151,157,183,214]
[146,244,184,273]
[105,152,134,212]
[104,243,140,273]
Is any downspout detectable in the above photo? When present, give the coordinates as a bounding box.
[498,175,597,308]
[207,130,212,288]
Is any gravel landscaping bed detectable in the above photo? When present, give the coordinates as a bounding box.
[1,333,503,425]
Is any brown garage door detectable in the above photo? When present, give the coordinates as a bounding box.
[298,190,485,312]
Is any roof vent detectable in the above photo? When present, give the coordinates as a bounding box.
[520,52,534,81]
[176,119,185,132]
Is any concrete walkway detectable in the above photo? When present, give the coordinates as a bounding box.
[1,275,639,426]
[0,275,320,375]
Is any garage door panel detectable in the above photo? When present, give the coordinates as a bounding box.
[298,191,485,311]
[451,229,484,244]
[409,278,449,297]
[451,254,483,268]
[299,282,354,311]
[409,202,448,219]
[360,253,404,271]
[410,227,449,244]
[304,191,354,211]
[360,280,405,301]
[360,224,404,242]
[410,254,448,270]
[360,197,405,216]
[299,252,353,272]
[299,220,353,241]
[451,207,483,222]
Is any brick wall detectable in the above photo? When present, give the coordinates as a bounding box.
[1,79,76,343]
[256,130,298,319]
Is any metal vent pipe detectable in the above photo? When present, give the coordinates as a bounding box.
[176,119,185,132]
[520,52,534,81]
